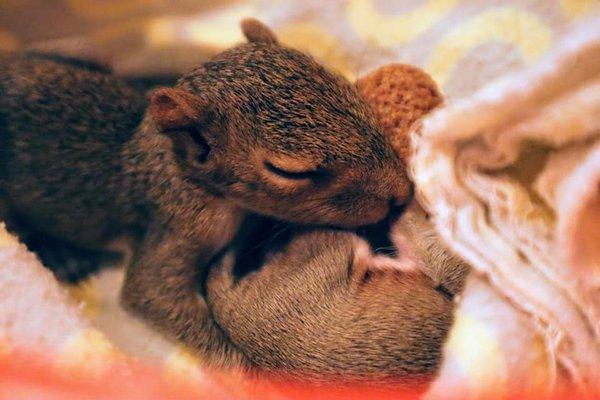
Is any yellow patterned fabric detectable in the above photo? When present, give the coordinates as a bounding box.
[0,0,599,395]
[0,0,596,98]
[414,19,600,398]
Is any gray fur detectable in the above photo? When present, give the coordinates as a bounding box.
[204,204,470,384]
[0,21,408,368]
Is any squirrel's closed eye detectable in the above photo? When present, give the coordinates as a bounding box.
[264,161,324,180]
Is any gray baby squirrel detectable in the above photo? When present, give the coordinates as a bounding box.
[205,200,470,385]
[0,19,409,365]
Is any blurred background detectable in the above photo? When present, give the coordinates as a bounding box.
[1,0,597,99]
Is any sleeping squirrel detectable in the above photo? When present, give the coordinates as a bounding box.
[0,19,409,365]
[204,200,470,384]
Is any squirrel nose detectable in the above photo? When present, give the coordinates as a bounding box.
[388,197,407,218]
[391,184,413,208]
[385,165,413,208]
[392,195,408,207]
[381,196,409,225]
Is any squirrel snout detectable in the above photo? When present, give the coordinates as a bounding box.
[376,161,414,209]
[389,196,406,210]
[390,179,413,208]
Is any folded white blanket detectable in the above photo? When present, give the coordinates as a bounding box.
[413,17,600,398]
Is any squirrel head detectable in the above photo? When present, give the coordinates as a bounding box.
[147,19,412,228]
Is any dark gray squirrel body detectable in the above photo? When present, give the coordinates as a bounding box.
[0,20,410,367]
[206,202,470,384]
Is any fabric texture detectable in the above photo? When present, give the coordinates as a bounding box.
[414,19,600,398]
[0,0,599,397]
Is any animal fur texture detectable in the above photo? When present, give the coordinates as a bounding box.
[0,20,409,367]
[207,202,469,384]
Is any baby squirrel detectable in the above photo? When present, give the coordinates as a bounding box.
[205,201,470,384]
[0,20,409,365]
[203,62,469,383]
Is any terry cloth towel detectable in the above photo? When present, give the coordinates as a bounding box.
[412,17,600,399]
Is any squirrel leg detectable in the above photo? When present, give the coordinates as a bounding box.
[120,222,248,369]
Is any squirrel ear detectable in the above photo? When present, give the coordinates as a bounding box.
[241,18,279,45]
[149,87,205,131]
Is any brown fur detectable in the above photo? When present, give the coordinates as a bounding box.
[204,203,470,384]
[0,21,408,366]
[199,63,466,382]
[161,25,411,226]
[240,18,279,45]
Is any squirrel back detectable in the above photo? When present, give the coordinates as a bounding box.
[0,52,148,242]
